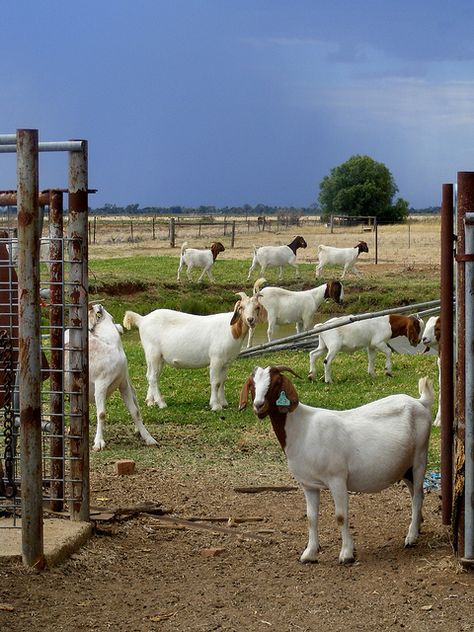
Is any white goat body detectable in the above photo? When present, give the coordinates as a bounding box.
[123,293,261,411]
[422,315,441,426]
[308,313,424,383]
[247,277,344,347]
[177,241,225,282]
[240,366,433,564]
[316,241,369,279]
[66,304,157,451]
[247,236,307,280]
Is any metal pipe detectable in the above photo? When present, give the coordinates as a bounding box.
[440,184,455,525]
[238,301,439,358]
[17,129,44,567]
[239,299,440,358]
[67,140,90,522]
[462,211,474,562]
[0,140,85,153]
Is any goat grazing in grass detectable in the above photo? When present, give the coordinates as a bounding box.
[316,241,369,279]
[308,314,424,383]
[177,241,225,282]
[66,304,158,451]
[247,236,307,280]
[246,277,344,347]
[240,365,433,564]
[123,293,263,411]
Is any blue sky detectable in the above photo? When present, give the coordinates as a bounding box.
[2,1,474,209]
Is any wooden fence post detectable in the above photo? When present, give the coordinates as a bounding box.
[231,221,236,248]
[170,217,176,247]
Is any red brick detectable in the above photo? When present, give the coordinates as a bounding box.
[115,459,136,476]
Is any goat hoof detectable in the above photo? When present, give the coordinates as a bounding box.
[339,556,355,565]
[385,371,393,378]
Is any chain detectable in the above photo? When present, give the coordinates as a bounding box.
[0,330,17,498]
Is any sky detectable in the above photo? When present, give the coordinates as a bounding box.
[2,0,474,210]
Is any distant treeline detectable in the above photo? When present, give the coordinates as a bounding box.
[87,203,441,216]
[0,202,441,216]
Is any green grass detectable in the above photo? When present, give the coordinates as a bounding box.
[84,255,441,472]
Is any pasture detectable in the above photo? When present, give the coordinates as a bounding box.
[4,218,473,632]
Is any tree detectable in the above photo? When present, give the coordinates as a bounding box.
[318,155,409,223]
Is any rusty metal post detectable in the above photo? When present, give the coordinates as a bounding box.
[67,141,89,522]
[48,190,64,512]
[16,129,44,567]
[453,172,474,554]
[440,184,455,525]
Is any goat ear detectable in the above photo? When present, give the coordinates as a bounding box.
[230,301,241,325]
[280,375,299,412]
[239,376,254,410]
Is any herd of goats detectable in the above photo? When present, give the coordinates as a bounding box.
[84,235,442,564]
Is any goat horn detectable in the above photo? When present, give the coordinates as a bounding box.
[235,291,248,299]
[273,365,301,378]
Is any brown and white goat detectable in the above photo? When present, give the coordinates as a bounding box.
[316,241,369,279]
[177,241,225,282]
[247,236,307,280]
[240,365,433,564]
[123,292,263,411]
[308,313,424,383]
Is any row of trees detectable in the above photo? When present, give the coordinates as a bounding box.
[88,155,438,223]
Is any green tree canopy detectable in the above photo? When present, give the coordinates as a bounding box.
[318,155,409,222]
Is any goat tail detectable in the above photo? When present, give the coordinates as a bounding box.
[123,310,143,331]
[181,241,188,255]
[253,277,267,295]
[417,376,434,410]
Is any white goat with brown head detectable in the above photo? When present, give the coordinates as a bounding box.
[240,365,433,564]
[123,292,263,411]
[177,241,225,282]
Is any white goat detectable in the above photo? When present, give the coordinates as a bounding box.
[316,241,369,279]
[177,241,225,282]
[247,236,307,280]
[66,304,158,451]
[308,314,424,383]
[123,293,263,411]
[247,277,344,347]
[422,315,441,426]
[240,365,433,564]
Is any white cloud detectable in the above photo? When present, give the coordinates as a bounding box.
[313,78,474,129]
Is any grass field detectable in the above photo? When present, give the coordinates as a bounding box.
[85,235,442,473]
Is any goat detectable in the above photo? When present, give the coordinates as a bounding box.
[177,241,225,282]
[65,304,158,451]
[422,315,441,426]
[246,277,344,348]
[308,314,424,383]
[316,241,369,279]
[123,293,263,411]
[247,236,307,280]
[239,365,433,564]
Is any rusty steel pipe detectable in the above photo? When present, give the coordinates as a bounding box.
[440,184,455,525]
[16,129,44,567]
[67,141,90,522]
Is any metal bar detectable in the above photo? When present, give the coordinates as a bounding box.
[0,140,85,153]
[453,172,474,555]
[462,211,474,562]
[17,129,44,567]
[48,190,65,512]
[239,299,441,358]
[67,140,90,522]
[440,184,455,525]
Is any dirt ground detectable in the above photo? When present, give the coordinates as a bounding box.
[2,216,472,631]
[1,457,473,632]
